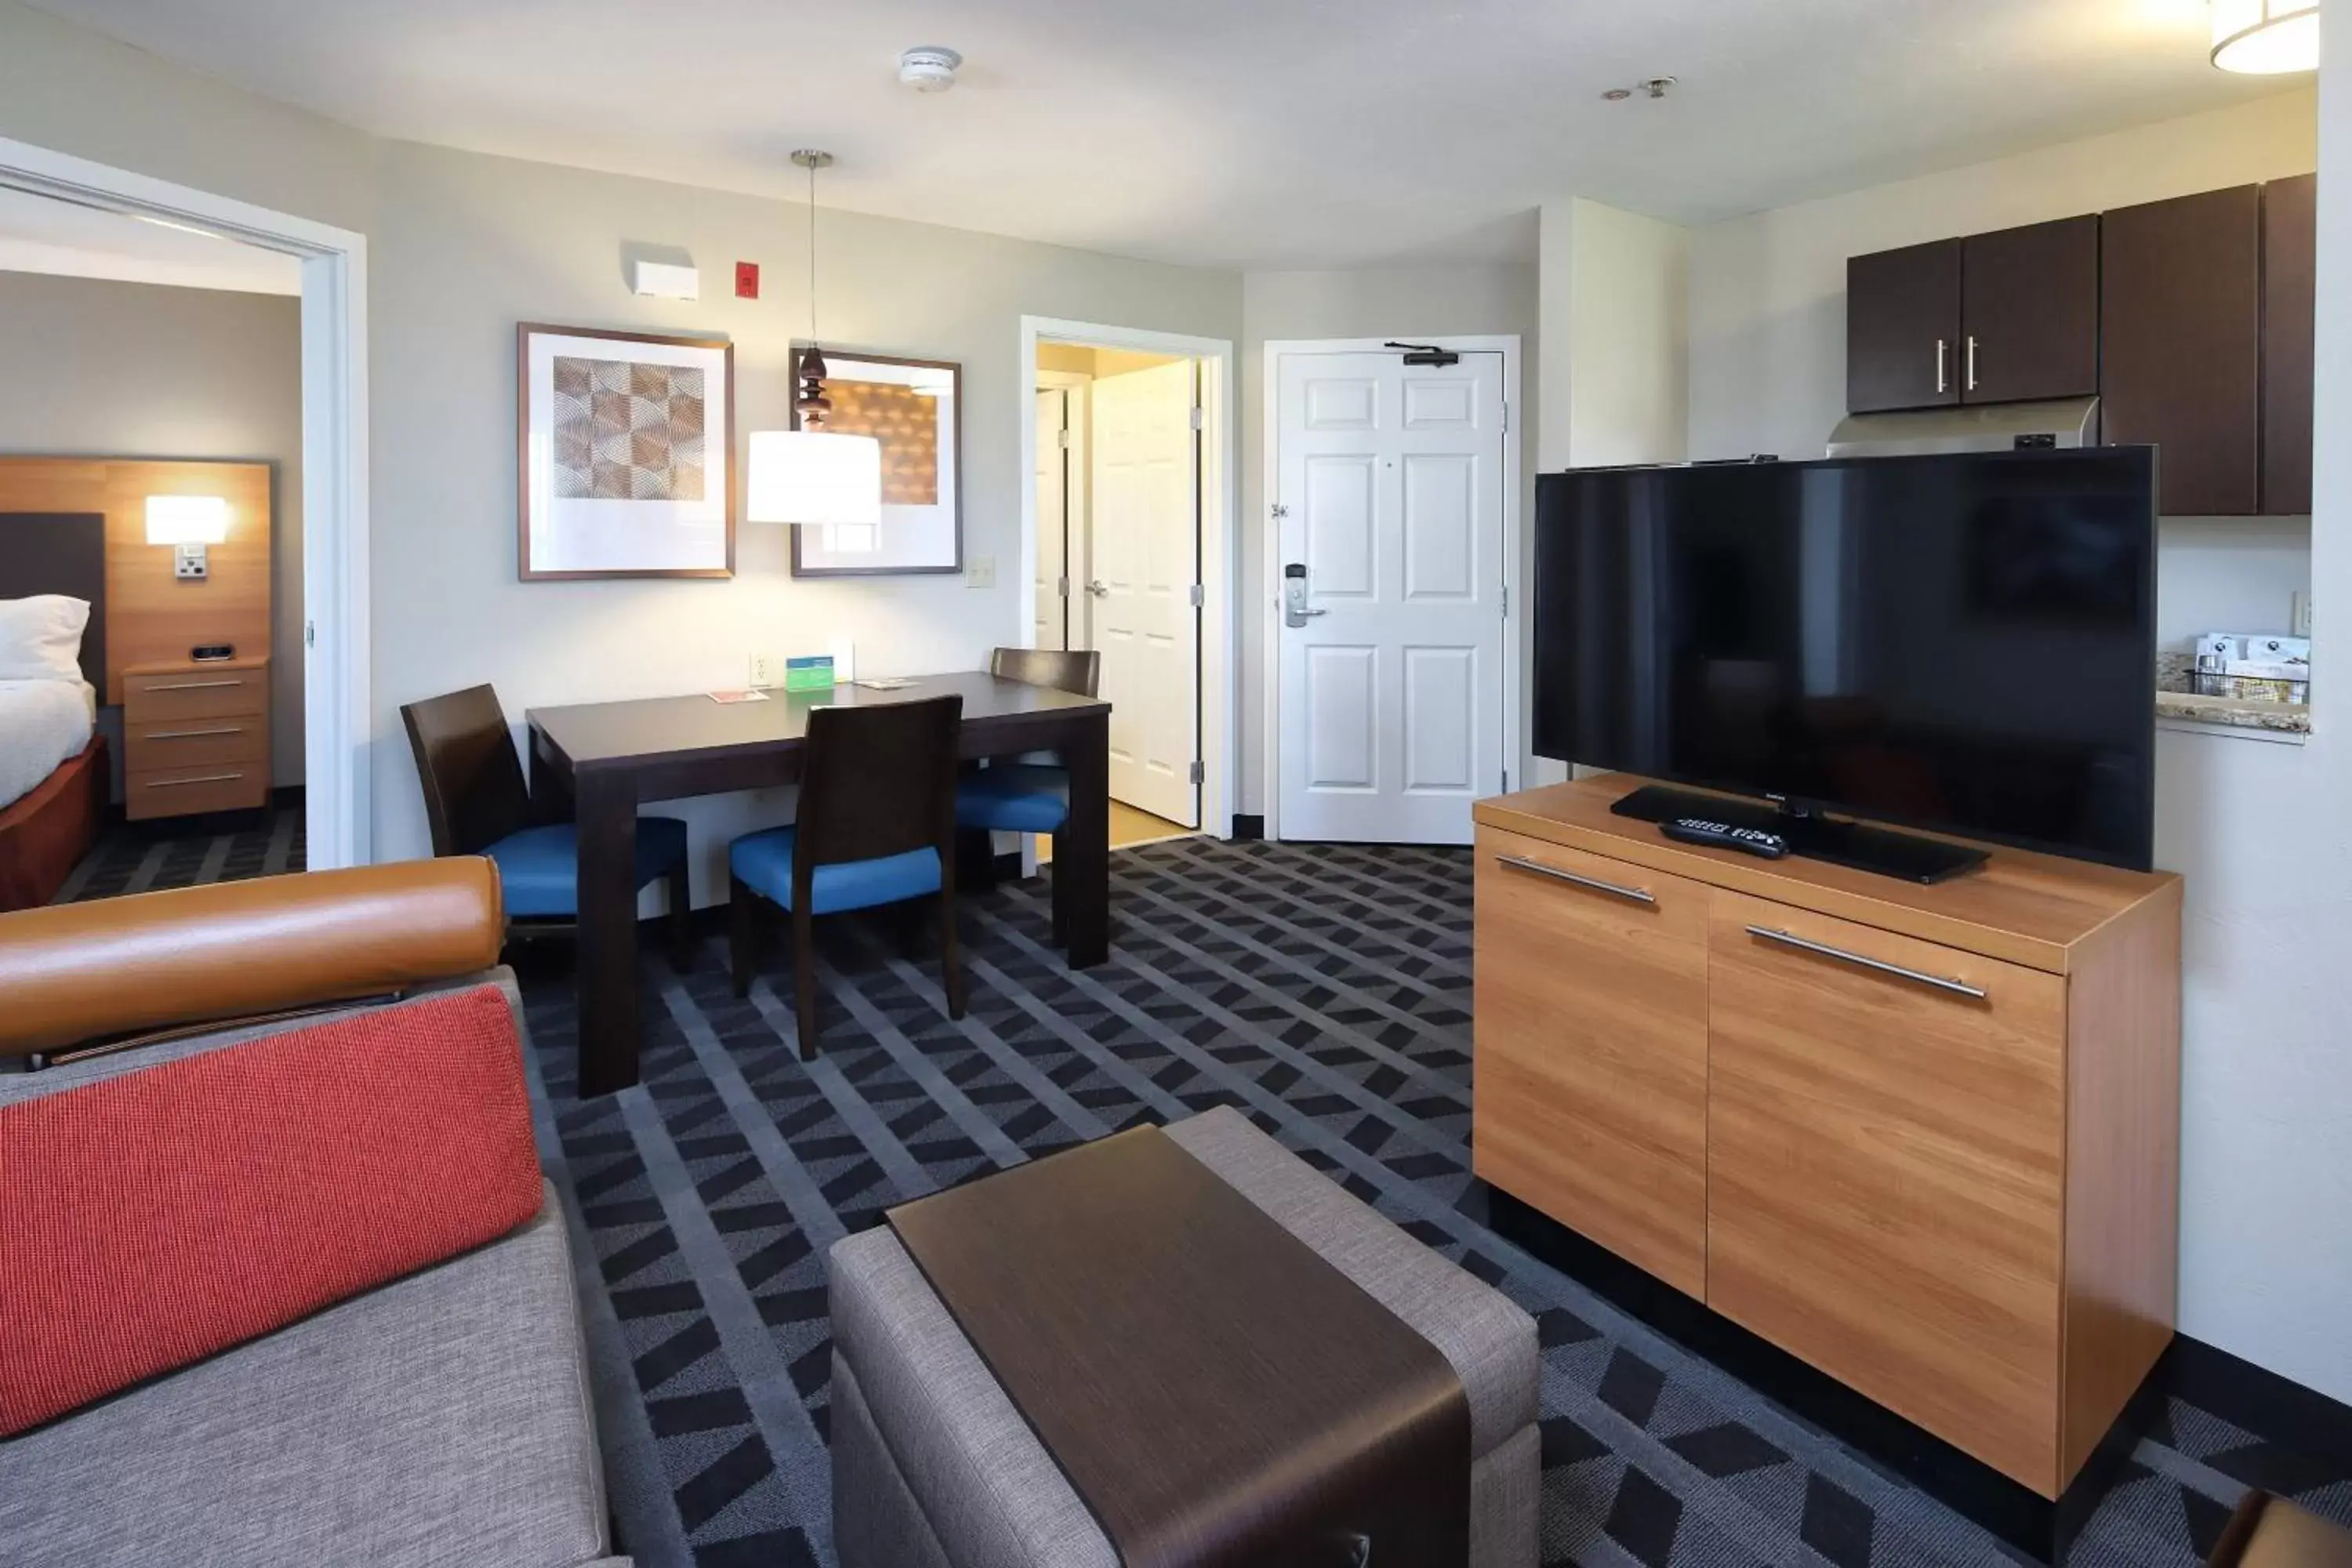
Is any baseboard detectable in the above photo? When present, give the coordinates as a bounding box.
[270,783,305,811]
[1231,814,1265,841]
[1483,1185,2156,1565]
[2163,1334,2352,1466]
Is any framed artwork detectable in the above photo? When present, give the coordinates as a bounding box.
[517,322,735,579]
[791,350,963,576]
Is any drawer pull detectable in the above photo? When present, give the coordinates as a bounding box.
[140,678,245,692]
[142,772,246,789]
[1744,926,1988,1000]
[145,726,245,740]
[1497,854,1656,906]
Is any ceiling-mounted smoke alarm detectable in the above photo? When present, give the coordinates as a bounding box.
[898,46,963,92]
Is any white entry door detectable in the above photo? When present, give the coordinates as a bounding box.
[1088,360,1200,826]
[1034,387,1070,650]
[1275,349,1506,844]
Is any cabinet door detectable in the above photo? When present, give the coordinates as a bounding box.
[1847,239,1962,413]
[1705,891,2067,1494]
[2263,174,2316,517]
[2102,186,2261,517]
[1962,216,2100,405]
[1473,828,1710,1296]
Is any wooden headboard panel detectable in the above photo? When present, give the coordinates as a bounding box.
[0,513,107,688]
[0,459,272,703]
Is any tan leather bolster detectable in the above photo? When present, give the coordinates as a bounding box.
[0,859,504,1055]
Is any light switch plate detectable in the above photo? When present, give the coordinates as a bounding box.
[964,556,996,590]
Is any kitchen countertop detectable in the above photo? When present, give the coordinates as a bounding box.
[2156,652,2310,737]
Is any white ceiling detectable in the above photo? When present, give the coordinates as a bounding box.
[25,0,2302,270]
[0,183,302,293]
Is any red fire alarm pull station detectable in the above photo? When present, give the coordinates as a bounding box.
[735,261,760,299]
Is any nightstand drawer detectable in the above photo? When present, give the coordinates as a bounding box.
[124,669,267,725]
[125,763,270,820]
[129,717,269,771]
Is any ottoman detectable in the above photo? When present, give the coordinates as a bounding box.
[829,1106,1541,1567]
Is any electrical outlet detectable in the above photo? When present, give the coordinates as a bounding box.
[750,652,783,689]
[2293,590,2314,638]
[964,556,996,590]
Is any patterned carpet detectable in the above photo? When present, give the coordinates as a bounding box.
[60,823,2352,1566]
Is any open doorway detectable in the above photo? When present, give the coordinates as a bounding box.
[1022,318,1238,854]
[0,136,370,892]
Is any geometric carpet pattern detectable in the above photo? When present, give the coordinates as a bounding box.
[62,826,2352,1566]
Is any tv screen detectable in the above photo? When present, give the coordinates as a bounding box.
[1533,448,2157,870]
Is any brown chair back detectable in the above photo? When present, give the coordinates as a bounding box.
[401,685,532,857]
[991,646,1100,699]
[795,695,963,898]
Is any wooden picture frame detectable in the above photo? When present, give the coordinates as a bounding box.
[789,349,964,577]
[517,323,736,580]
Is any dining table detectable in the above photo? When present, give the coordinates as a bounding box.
[528,670,1111,1096]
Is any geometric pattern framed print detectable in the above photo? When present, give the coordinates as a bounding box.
[517,323,735,579]
[790,350,962,577]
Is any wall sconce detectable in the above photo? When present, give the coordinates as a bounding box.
[146,495,229,581]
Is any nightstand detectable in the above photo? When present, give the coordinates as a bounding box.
[122,657,273,820]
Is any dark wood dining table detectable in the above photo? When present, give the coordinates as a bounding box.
[528,671,1111,1096]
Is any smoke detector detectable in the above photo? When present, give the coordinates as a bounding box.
[1603,77,1679,101]
[898,46,963,93]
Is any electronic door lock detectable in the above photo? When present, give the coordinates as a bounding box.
[1284,563,1324,628]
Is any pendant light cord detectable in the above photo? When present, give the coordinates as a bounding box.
[807,159,818,347]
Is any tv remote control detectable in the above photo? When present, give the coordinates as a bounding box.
[1661,818,1789,858]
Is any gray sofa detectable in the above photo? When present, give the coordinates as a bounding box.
[0,865,625,1568]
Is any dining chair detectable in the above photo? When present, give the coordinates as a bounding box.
[401,684,692,964]
[727,693,966,1058]
[956,647,1102,939]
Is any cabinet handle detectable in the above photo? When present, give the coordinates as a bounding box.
[1965,335,1980,393]
[144,726,245,740]
[1935,339,1947,394]
[1744,925,1987,1000]
[1497,854,1656,906]
[140,678,245,692]
[142,771,246,788]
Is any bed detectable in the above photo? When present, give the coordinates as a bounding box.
[0,514,108,912]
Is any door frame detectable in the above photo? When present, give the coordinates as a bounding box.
[1033,368,1091,652]
[1020,316,1236,839]
[1261,335,1523,844]
[0,134,372,871]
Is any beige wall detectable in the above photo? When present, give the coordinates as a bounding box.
[1239,263,1540,815]
[1036,343,1185,379]
[1539,199,1690,474]
[368,140,1239,891]
[0,270,304,784]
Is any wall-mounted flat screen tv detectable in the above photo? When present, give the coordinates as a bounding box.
[1533,447,2158,871]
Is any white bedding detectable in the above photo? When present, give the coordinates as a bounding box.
[0,677,97,812]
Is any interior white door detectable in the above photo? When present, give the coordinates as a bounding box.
[1034,388,1068,651]
[1275,350,1505,844]
[1088,360,1200,826]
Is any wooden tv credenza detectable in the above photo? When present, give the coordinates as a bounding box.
[1472,777,2181,1515]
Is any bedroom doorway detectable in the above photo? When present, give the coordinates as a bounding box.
[0,136,369,884]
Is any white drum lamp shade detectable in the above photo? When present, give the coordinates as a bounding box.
[746,430,882,527]
[2212,0,2318,74]
[144,495,230,544]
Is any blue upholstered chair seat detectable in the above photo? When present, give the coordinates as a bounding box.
[730,826,942,915]
[485,816,690,919]
[955,764,1072,834]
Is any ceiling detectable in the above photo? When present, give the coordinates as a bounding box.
[26,0,2302,270]
[0,183,302,293]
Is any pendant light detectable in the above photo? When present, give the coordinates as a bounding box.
[2211,0,2318,74]
[746,149,880,531]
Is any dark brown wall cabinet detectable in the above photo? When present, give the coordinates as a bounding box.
[2262,173,2316,517]
[1847,240,1962,413]
[1961,216,2102,405]
[2101,186,2263,517]
[1847,218,2100,415]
